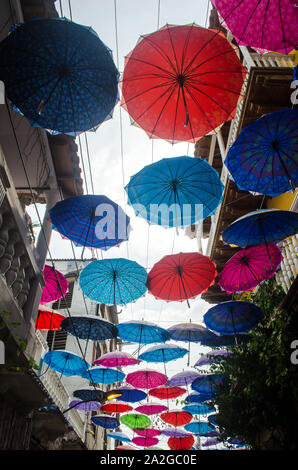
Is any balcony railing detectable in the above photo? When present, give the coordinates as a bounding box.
[275,234,298,293]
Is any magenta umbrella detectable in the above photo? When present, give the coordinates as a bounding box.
[135,403,168,416]
[40,265,68,305]
[218,243,283,294]
[132,436,159,448]
[93,351,139,368]
[126,369,168,390]
[134,428,161,438]
[212,0,298,54]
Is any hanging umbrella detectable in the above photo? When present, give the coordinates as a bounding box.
[135,403,168,416]
[195,349,232,367]
[202,437,220,447]
[35,306,65,331]
[40,265,68,305]
[120,413,151,430]
[168,435,195,450]
[100,401,134,414]
[121,23,245,143]
[73,387,105,402]
[147,252,217,308]
[166,370,203,387]
[126,369,167,390]
[191,374,225,397]
[91,415,120,429]
[42,350,89,377]
[106,431,131,443]
[67,400,101,412]
[222,209,298,249]
[113,385,147,403]
[117,320,170,345]
[225,109,298,196]
[182,403,216,416]
[149,386,186,400]
[161,428,191,438]
[0,17,119,134]
[79,258,147,306]
[125,156,224,229]
[115,445,137,450]
[61,315,118,342]
[132,436,159,448]
[139,344,188,376]
[211,0,298,54]
[199,332,251,348]
[134,428,161,438]
[81,366,125,385]
[184,421,214,435]
[208,414,219,426]
[93,351,139,368]
[218,244,283,294]
[204,301,262,335]
[160,409,192,427]
[49,195,130,252]
[185,392,213,404]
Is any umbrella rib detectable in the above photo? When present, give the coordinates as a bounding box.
[123,55,176,78]
[138,31,179,75]
[186,82,238,119]
[238,0,263,43]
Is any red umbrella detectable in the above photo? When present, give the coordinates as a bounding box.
[160,409,192,427]
[126,369,168,390]
[147,252,217,307]
[35,306,65,331]
[115,445,136,450]
[121,24,245,144]
[100,401,134,414]
[149,386,186,400]
[168,435,194,450]
[40,265,68,305]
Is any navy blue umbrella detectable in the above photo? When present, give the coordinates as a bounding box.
[0,18,119,134]
[208,413,219,426]
[199,333,251,348]
[61,315,118,342]
[116,386,147,403]
[91,415,120,429]
[184,392,213,404]
[203,301,262,335]
[49,195,130,252]
[192,374,225,397]
[73,387,105,402]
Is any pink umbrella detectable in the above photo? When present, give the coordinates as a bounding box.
[132,436,159,448]
[126,369,168,390]
[40,265,68,305]
[93,351,139,368]
[135,403,168,415]
[219,243,283,294]
[134,428,161,438]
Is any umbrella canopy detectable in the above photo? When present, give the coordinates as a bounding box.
[199,333,251,348]
[126,369,167,390]
[81,366,125,385]
[49,195,130,251]
[120,413,151,430]
[149,386,186,400]
[225,109,298,196]
[134,428,161,438]
[100,401,134,414]
[43,350,89,377]
[202,437,220,447]
[222,209,298,248]
[79,258,147,306]
[161,428,191,438]
[121,23,245,143]
[115,385,147,403]
[219,244,283,294]
[160,409,192,427]
[191,374,225,396]
[204,301,263,335]
[125,156,224,228]
[34,306,65,331]
[0,17,119,134]
[184,421,214,435]
[139,344,188,363]
[182,403,216,416]
[147,252,217,307]
[61,315,118,342]
[115,445,137,450]
[212,0,298,54]
[185,392,213,404]
[67,400,101,412]
[106,431,131,443]
[195,349,232,367]
[135,403,168,415]
[40,265,68,305]
[91,415,120,429]
[166,370,203,387]
[168,322,219,343]
[117,320,170,345]
[168,435,194,450]
[93,351,139,368]
[73,387,105,402]
[208,414,219,426]
[132,436,159,448]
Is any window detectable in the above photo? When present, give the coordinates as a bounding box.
[46,329,67,351]
[52,279,74,310]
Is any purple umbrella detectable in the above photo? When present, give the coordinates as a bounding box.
[194,349,232,367]
[202,437,220,447]
[161,428,191,438]
[68,400,101,412]
[167,370,203,387]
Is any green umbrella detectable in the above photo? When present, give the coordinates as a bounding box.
[120,413,151,430]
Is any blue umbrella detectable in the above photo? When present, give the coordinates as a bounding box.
[192,374,225,397]
[222,209,298,248]
[225,109,298,196]
[184,421,214,435]
[61,315,118,342]
[73,387,105,402]
[49,195,130,252]
[91,415,120,429]
[139,344,188,363]
[203,301,262,335]
[116,386,147,403]
[194,349,232,367]
[0,18,119,134]
[182,404,216,416]
[106,431,131,443]
[125,156,224,229]
[208,414,219,426]
[79,258,147,306]
[81,366,125,385]
[117,320,170,345]
[199,333,251,348]
[42,350,89,376]
[185,392,213,404]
